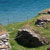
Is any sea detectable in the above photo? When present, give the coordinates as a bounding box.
[0,0,50,25]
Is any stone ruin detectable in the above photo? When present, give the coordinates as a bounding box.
[0,29,11,50]
[15,25,48,47]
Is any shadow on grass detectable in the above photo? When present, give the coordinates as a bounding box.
[15,31,43,48]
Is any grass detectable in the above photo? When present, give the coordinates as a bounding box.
[4,14,50,50]
[0,24,5,31]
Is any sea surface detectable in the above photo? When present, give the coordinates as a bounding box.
[0,0,50,25]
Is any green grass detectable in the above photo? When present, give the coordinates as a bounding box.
[4,14,50,50]
[0,24,5,31]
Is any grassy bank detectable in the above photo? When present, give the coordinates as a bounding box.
[4,15,50,50]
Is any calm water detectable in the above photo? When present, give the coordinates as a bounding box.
[0,0,50,25]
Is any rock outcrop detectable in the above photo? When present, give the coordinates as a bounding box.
[15,25,48,47]
[0,25,11,50]
[35,15,50,27]
[39,8,50,15]
[47,47,50,50]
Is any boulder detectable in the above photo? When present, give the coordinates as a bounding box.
[15,25,48,47]
[47,47,50,50]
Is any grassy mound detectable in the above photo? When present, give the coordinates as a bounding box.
[4,14,50,50]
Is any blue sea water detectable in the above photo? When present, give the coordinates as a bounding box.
[0,0,50,25]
